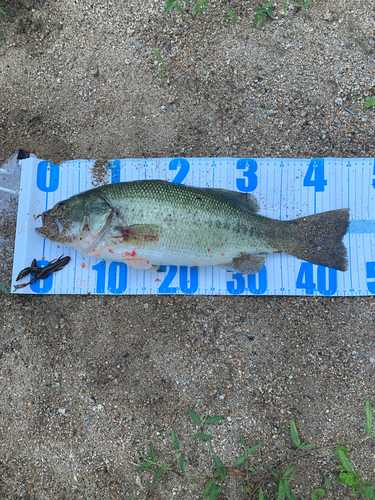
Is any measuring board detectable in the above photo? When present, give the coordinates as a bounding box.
[11,156,375,296]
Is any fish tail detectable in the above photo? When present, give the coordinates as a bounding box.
[286,209,350,271]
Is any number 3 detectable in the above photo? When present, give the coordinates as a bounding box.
[236,159,258,192]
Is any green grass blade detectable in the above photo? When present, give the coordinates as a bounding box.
[257,12,266,26]
[290,419,301,448]
[209,481,217,500]
[152,467,164,484]
[149,442,155,461]
[233,15,238,26]
[304,0,312,8]
[240,436,247,452]
[163,0,177,13]
[137,460,153,471]
[175,4,185,13]
[366,398,372,437]
[204,477,215,497]
[287,466,298,483]
[248,442,262,454]
[300,444,315,450]
[335,448,356,475]
[233,456,246,467]
[159,64,168,77]
[172,428,180,450]
[152,48,163,61]
[205,415,224,424]
[212,453,226,479]
[0,7,8,16]
[277,479,286,500]
[253,7,265,13]
[267,9,275,18]
[284,480,296,500]
[179,453,185,473]
[282,467,295,479]
[131,494,135,500]
[195,432,213,440]
[270,468,281,478]
[259,486,264,500]
[188,409,202,425]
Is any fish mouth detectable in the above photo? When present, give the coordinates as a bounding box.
[35,211,66,241]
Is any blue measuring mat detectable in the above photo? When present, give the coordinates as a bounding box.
[11,156,375,296]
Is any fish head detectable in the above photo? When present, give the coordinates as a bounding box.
[36,192,113,252]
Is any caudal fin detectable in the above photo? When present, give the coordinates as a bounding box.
[287,209,350,271]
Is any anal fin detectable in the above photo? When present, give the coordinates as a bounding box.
[124,257,153,270]
[219,253,265,275]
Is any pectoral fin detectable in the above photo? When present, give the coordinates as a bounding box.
[114,224,161,243]
[219,253,265,275]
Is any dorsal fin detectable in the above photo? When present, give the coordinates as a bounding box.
[208,188,259,212]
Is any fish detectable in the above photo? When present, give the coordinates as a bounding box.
[35,180,350,274]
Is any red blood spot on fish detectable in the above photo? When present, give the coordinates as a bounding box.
[108,249,115,254]
[132,209,134,212]
[123,250,137,257]
[207,249,210,252]
[81,263,86,268]
[196,197,202,201]
[221,253,225,256]
[155,278,161,282]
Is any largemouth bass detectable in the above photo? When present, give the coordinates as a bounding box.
[36,180,350,273]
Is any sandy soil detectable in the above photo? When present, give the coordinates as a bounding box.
[1,0,375,498]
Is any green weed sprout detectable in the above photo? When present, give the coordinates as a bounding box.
[364,96,375,109]
[163,0,210,17]
[253,2,275,28]
[225,8,238,26]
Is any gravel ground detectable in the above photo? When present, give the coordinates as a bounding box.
[1,0,375,498]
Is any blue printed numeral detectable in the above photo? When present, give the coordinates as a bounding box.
[169,158,190,184]
[227,266,267,295]
[296,263,316,295]
[366,262,375,294]
[36,161,60,192]
[158,265,198,294]
[317,266,337,296]
[30,260,53,294]
[296,263,337,296]
[108,262,127,293]
[106,160,121,184]
[236,159,258,192]
[227,273,245,295]
[248,266,267,295]
[303,159,327,193]
[93,260,127,294]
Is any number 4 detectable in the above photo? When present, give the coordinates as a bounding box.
[303,159,327,193]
